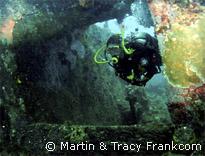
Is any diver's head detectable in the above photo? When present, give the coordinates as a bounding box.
[140,57,149,66]
[94,31,162,86]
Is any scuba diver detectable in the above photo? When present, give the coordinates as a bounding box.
[93,0,162,86]
[94,27,162,86]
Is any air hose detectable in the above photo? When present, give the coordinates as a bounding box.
[94,27,134,64]
[94,44,109,64]
[121,27,134,55]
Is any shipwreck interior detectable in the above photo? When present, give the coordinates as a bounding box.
[0,0,205,155]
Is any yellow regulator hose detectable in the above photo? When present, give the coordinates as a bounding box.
[94,44,109,64]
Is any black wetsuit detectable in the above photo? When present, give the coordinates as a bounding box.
[105,32,162,86]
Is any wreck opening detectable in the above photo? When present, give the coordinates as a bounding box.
[11,0,171,126]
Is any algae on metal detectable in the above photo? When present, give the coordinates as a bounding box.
[163,14,205,88]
